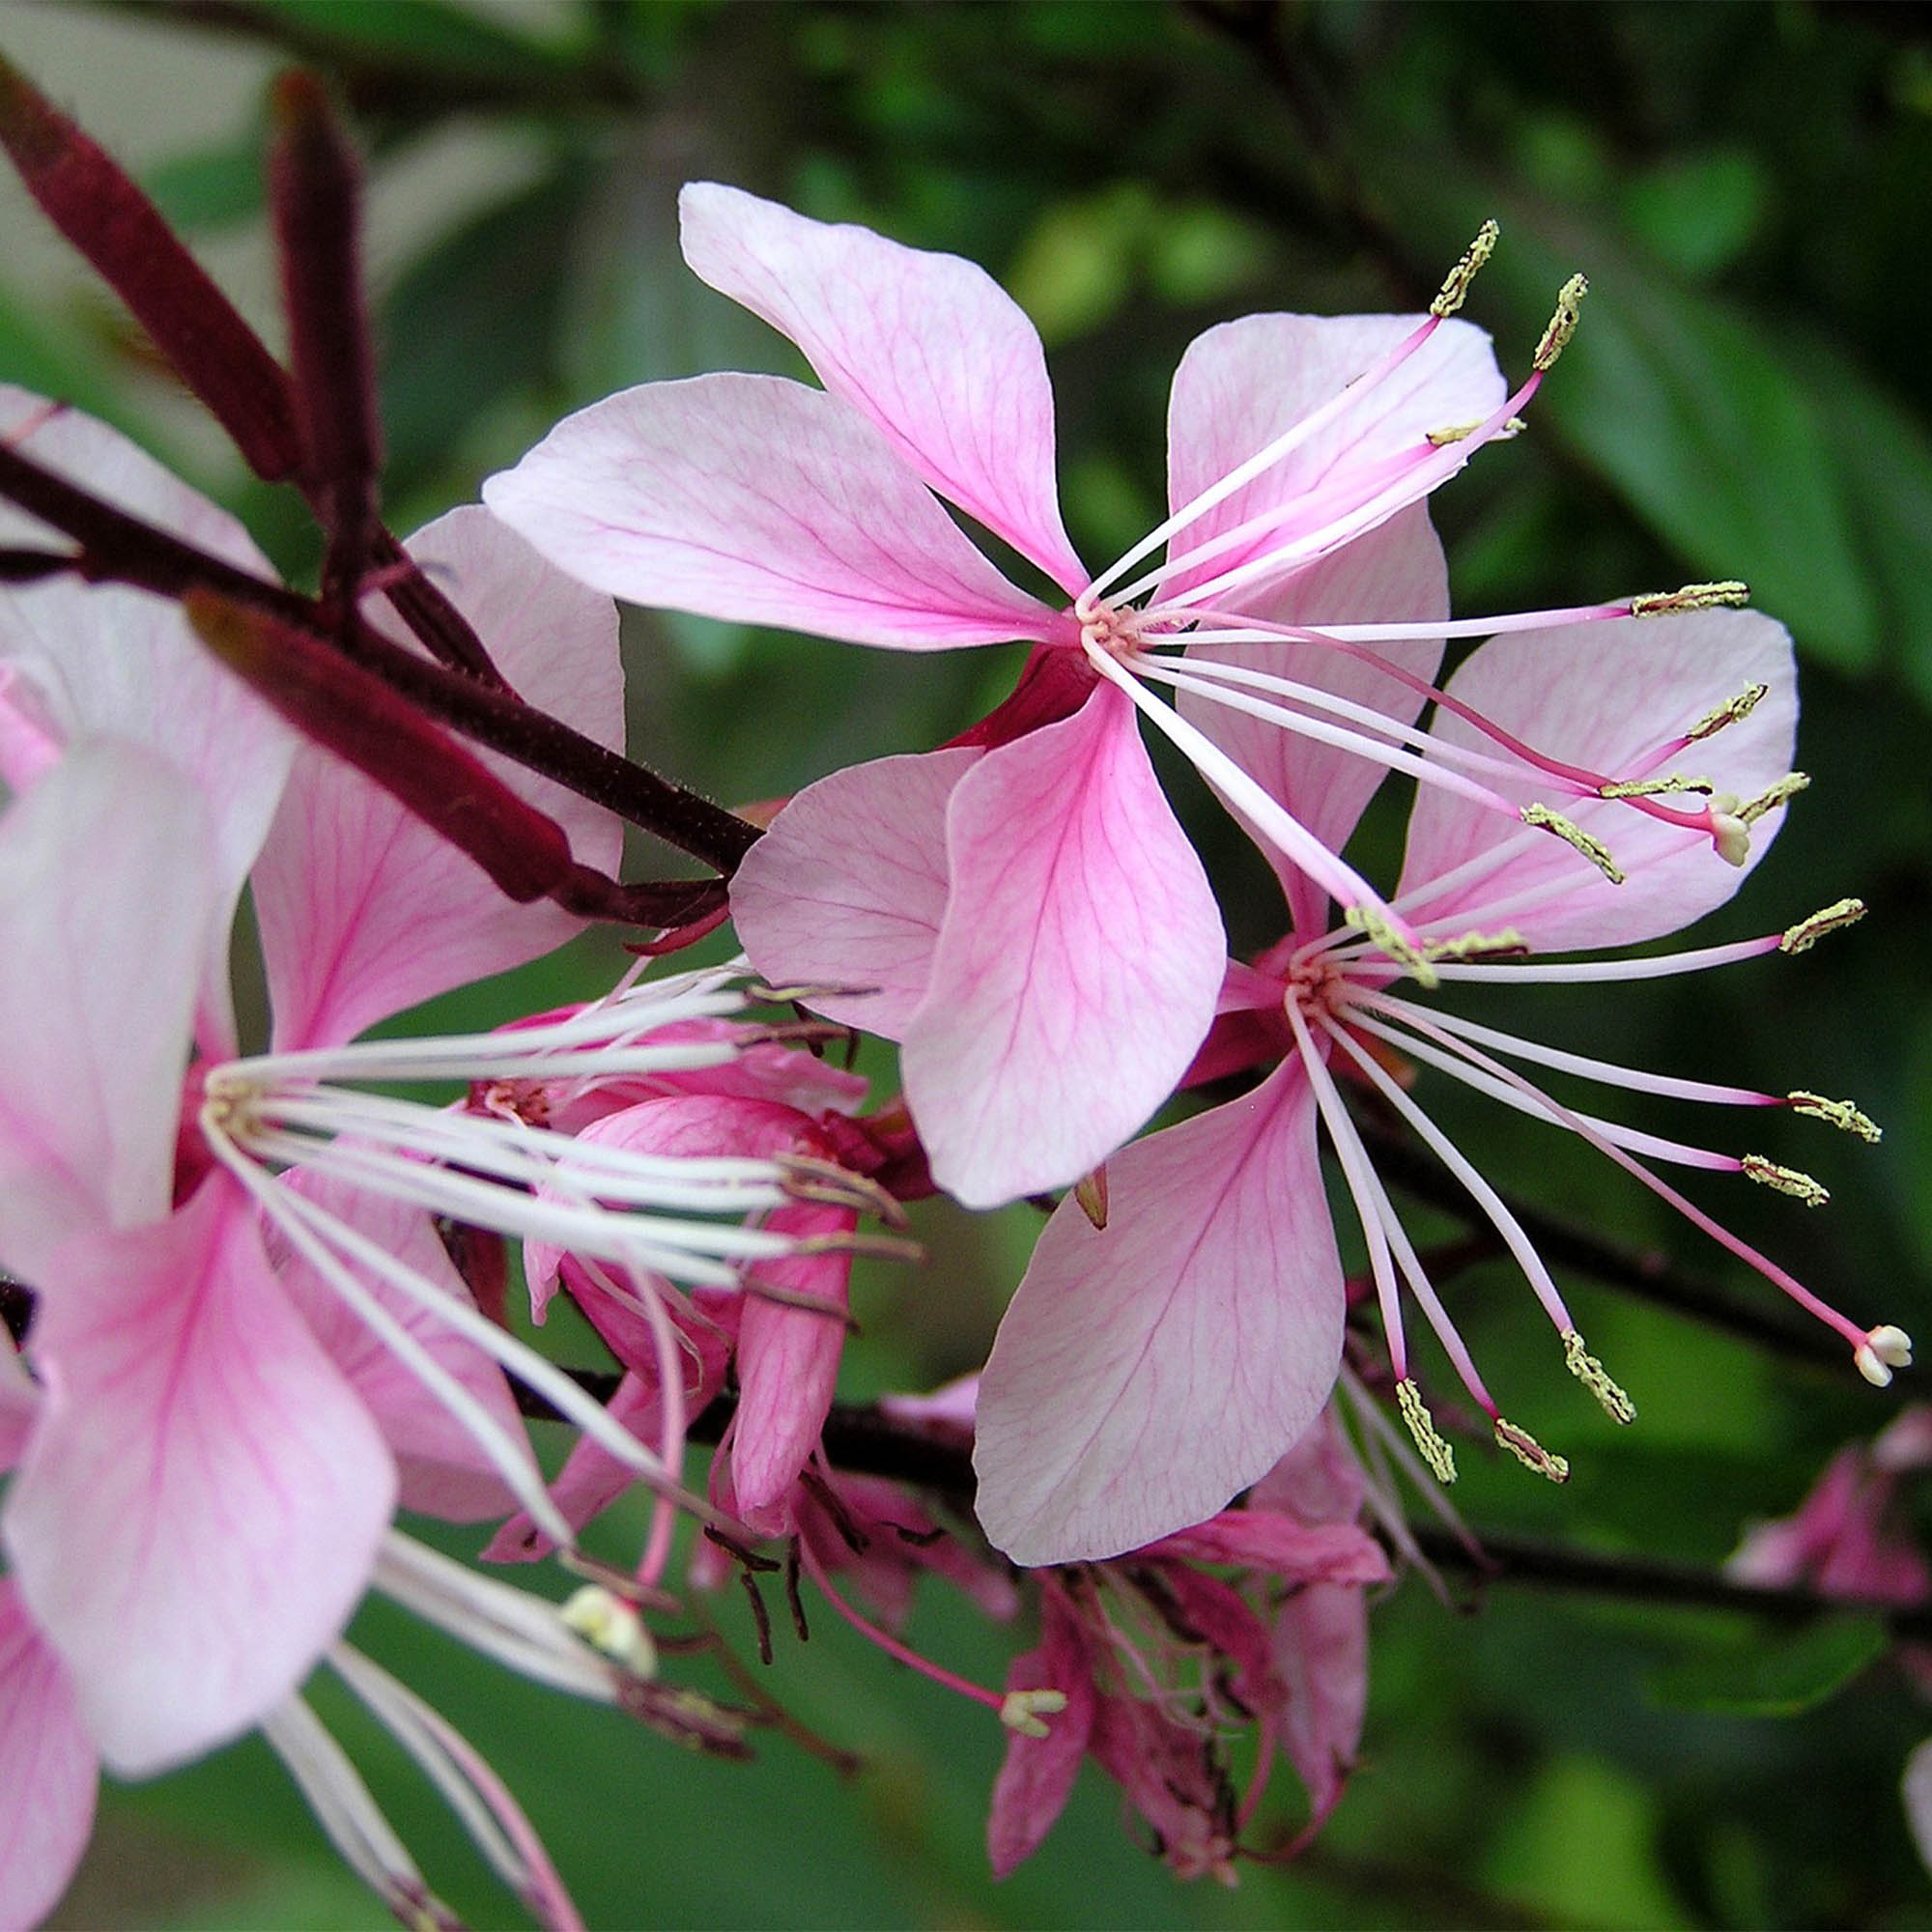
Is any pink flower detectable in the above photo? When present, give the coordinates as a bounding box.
[482,188,1699,1209]
[988,1408,1387,1881]
[975,596,1897,1562]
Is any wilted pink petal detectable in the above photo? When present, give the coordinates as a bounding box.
[1161,311,1505,607]
[731,748,977,1037]
[0,389,297,1054]
[1273,1580,1369,1825]
[273,1169,527,1522]
[1087,1691,1236,1883]
[0,742,214,1282]
[253,508,624,1050]
[904,684,1225,1208]
[1145,1515,1388,1587]
[1401,609,1798,952]
[986,1591,1097,1879]
[4,1179,395,1775]
[975,1060,1343,1563]
[483,374,1054,650]
[0,1581,97,1932]
[680,183,1087,594]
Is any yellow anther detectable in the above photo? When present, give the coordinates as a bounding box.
[561,1585,658,1678]
[1494,1417,1571,1483]
[1789,1092,1883,1144]
[1856,1325,1915,1388]
[1001,1689,1069,1739]
[1562,1329,1636,1424]
[1431,218,1500,318]
[1780,897,1865,954]
[1423,925,1531,962]
[1521,804,1625,885]
[1533,273,1589,372]
[1344,905,1439,989]
[1631,581,1750,617]
[1741,1154,1830,1208]
[1426,415,1526,446]
[1688,683,1768,741]
[1738,773,1810,825]
[1397,1378,1458,1484]
[1597,775,1714,799]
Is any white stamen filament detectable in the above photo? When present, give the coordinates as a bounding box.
[1424,932,1784,983]
[1167,599,1634,646]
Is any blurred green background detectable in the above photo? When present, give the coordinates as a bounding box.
[5,1,1932,1925]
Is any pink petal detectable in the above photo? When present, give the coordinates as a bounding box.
[1144,1515,1388,1586]
[1179,505,1450,936]
[4,1180,395,1776]
[986,1590,1096,1878]
[0,1581,97,1932]
[0,389,297,1055]
[1273,1580,1369,1825]
[1251,1406,1368,1525]
[730,748,978,1037]
[680,184,1087,595]
[272,1168,529,1522]
[0,1334,37,1474]
[253,508,625,1050]
[731,1204,855,1530]
[903,685,1225,1208]
[1399,609,1799,952]
[0,743,215,1282]
[483,374,1055,650]
[1161,312,1504,605]
[974,1060,1344,1564]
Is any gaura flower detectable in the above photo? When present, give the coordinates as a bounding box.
[973,599,1901,1562]
[485,187,1731,1210]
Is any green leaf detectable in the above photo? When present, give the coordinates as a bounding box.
[143,138,267,235]
[242,0,585,77]
[1621,150,1767,280]
[1646,1613,1889,1717]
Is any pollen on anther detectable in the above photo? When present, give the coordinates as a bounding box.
[1494,1417,1571,1483]
[1431,218,1500,318]
[1396,1378,1458,1484]
[1689,684,1769,741]
[562,1585,658,1677]
[1424,926,1530,963]
[1788,1092,1883,1144]
[1521,804,1625,885]
[1741,1154,1830,1208]
[1597,775,1713,800]
[1345,905,1438,988]
[1739,774,1809,826]
[1780,898,1865,954]
[1533,274,1588,372]
[1631,581,1749,618]
[1562,1330,1635,1424]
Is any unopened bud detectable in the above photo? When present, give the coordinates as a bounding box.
[1855,1325,1914,1387]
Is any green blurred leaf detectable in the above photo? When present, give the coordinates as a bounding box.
[241,0,584,76]
[144,138,267,235]
[0,279,134,424]
[1646,1614,1889,1717]
[1622,150,1767,280]
[1007,185,1151,346]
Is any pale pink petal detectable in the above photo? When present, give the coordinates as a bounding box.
[0,665,60,791]
[1145,1515,1387,1586]
[4,1180,395,1776]
[974,1060,1343,1563]
[730,748,977,1037]
[903,686,1225,1208]
[1179,505,1450,935]
[0,389,297,1054]
[272,1167,528,1522]
[1251,1406,1368,1526]
[0,1582,97,1932]
[0,743,215,1282]
[0,1335,37,1474]
[1161,312,1504,605]
[483,375,1055,650]
[731,1205,854,1530]
[986,1591,1096,1879]
[253,508,625,1050]
[1904,1738,1932,1877]
[1273,1581,1369,1824]
[1400,609,1798,952]
[680,184,1086,594]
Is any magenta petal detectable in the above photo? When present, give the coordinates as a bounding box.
[483,374,1054,650]
[4,1181,395,1775]
[730,748,977,1037]
[974,1061,1343,1564]
[731,1205,855,1529]
[0,1581,97,1932]
[0,390,297,1054]
[1400,609,1799,952]
[274,1168,528,1522]
[680,184,1087,595]
[903,686,1225,1208]
[0,743,215,1282]
[253,508,625,1050]
[986,1590,1096,1878]
[1179,505,1450,936]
